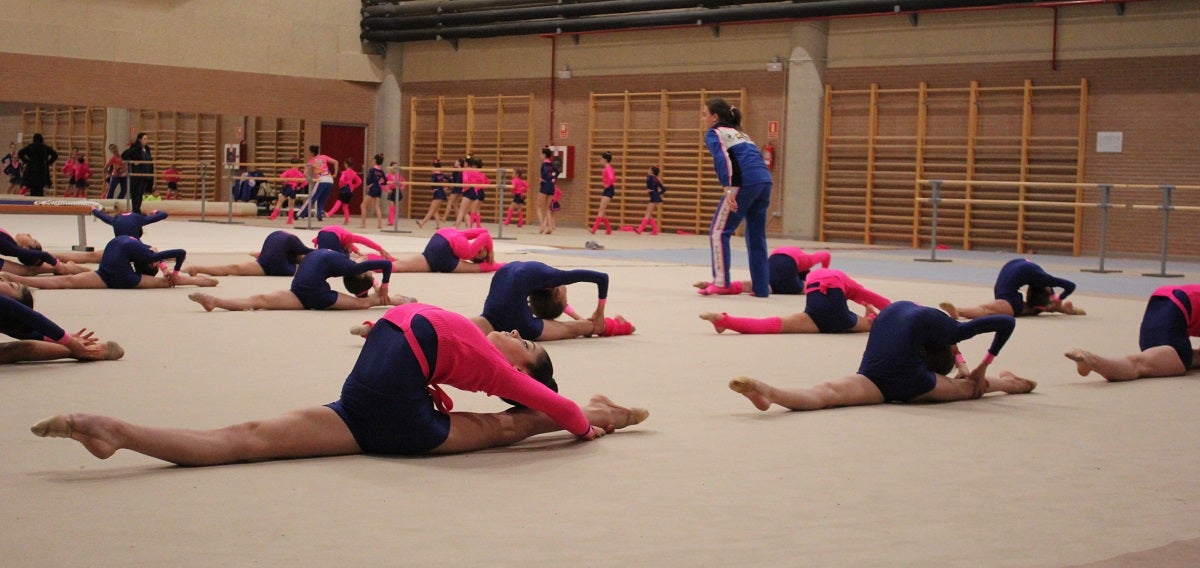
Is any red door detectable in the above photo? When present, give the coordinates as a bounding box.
[319,124,366,214]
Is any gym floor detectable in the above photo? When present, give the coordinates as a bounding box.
[2,213,1198,567]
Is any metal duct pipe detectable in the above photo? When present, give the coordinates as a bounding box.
[361,0,1047,42]
[363,0,754,30]
[363,0,569,17]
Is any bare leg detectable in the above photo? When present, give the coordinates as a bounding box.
[729,374,884,411]
[31,407,360,466]
[429,394,648,454]
[328,292,415,310]
[0,340,122,364]
[0,271,107,289]
[136,274,218,288]
[940,300,1014,320]
[536,318,597,341]
[1065,345,1187,382]
[907,371,1033,402]
[390,255,433,273]
[188,290,303,311]
[185,262,267,277]
[53,250,104,264]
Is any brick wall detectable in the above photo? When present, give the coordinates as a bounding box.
[827,55,1200,258]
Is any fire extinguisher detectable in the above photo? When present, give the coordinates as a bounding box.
[762,142,775,170]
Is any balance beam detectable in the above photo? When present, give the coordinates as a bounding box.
[0,204,98,251]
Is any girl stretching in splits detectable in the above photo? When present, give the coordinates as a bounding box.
[0,229,86,276]
[185,231,313,277]
[1066,284,1200,382]
[187,248,409,311]
[941,258,1085,319]
[50,208,171,265]
[694,246,831,296]
[373,227,502,274]
[471,260,634,341]
[0,283,123,363]
[0,236,216,289]
[313,225,393,260]
[32,302,648,464]
[700,268,889,335]
[729,301,1036,412]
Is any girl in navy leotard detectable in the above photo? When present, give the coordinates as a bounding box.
[729,301,1037,412]
[185,231,313,277]
[0,236,216,289]
[469,260,634,341]
[1066,284,1200,381]
[416,159,448,229]
[941,258,1085,319]
[32,303,648,465]
[0,229,85,276]
[0,282,123,363]
[187,248,410,311]
[700,268,889,335]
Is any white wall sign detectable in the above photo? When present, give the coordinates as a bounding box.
[1096,131,1123,153]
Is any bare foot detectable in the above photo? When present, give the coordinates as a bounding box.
[699,312,727,333]
[729,376,772,411]
[1064,349,1094,377]
[939,302,960,319]
[195,276,219,287]
[390,295,417,305]
[31,413,121,459]
[693,281,710,290]
[586,394,649,431]
[188,292,217,312]
[1063,301,1086,316]
[349,322,373,338]
[998,371,1037,394]
[103,341,124,361]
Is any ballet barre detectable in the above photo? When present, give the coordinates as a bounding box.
[0,203,98,251]
[919,179,1200,277]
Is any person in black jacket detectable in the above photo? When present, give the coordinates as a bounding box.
[17,133,58,197]
[121,133,153,213]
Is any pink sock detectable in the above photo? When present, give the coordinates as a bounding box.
[268,206,280,220]
[388,205,396,225]
[601,317,635,336]
[717,313,782,334]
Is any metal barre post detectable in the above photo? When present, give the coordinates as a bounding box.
[1143,184,1182,278]
[494,168,515,240]
[72,212,92,252]
[189,163,220,224]
[382,173,411,234]
[217,167,244,225]
[1081,184,1121,274]
[915,180,951,263]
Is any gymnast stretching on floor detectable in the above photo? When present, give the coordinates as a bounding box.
[0,236,215,289]
[695,246,831,296]
[313,225,393,260]
[700,268,889,334]
[187,248,410,311]
[50,209,171,265]
[31,303,648,465]
[375,227,502,274]
[729,301,1036,412]
[0,229,86,275]
[0,283,123,363]
[470,261,634,341]
[185,231,313,277]
[1066,284,1200,382]
[941,258,1084,320]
